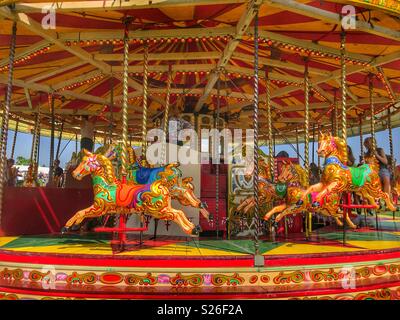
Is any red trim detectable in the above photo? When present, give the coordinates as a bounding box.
[1,280,400,299]
[0,247,399,269]
[0,251,254,268]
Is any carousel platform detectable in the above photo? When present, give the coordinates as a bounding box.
[0,212,400,300]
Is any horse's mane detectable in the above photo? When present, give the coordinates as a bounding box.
[333,136,348,164]
[293,164,309,188]
[95,154,116,184]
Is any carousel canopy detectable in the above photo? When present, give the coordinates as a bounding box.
[0,0,399,143]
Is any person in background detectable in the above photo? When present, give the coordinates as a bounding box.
[347,145,356,167]
[80,116,95,152]
[5,159,18,186]
[309,162,320,185]
[363,137,391,194]
[53,159,64,188]
[276,151,289,158]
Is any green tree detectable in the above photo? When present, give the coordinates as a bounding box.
[16,156,31,165]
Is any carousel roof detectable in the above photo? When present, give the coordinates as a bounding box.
[0,0,399,143]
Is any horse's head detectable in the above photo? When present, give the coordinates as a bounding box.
[277,160,294,182]
[318,132,347,162]
[72,149,100,180]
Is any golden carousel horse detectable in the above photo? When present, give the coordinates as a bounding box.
[263,161,345,226]
[297,133,396,226]
[236,157,277,214]
[105,144,210,221]
[62,149,201,236]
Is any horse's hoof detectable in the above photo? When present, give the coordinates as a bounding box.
[70,224,81,232]
[191,225,202,236]
[200,202,208,209]
[61,226,69,234]
[312,201,321,208]
[296,200,304,206]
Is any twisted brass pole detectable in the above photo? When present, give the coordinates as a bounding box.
[317,123,321,169]
[56,121,64,160]
[266,69,273,180]
[48,94,55,184]
[304,57,311,237]
[10,118,19,159]
[32,105,41,169]
[359,113,364,163]
[369,74,376,153]
[0,21,17,231]
[215,75,221,239]
[121,19,131,179]
[253,10,260,257]
[387,105,394,177]
[161,65,172,164]
[333,90,338,136]
[142,44,149,157]
[108,76,114,145]
[304,58,310,179]
[340,31,347,144]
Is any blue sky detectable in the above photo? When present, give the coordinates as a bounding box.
[5,127,400,168]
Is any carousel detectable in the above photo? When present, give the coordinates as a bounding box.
[0,0,400,300]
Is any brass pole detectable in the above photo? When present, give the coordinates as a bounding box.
[141,44,149,157]
[369,74,376,153]
[48,94,55,185]
[56,121,64,160]
[0,21,17,231]
[304,57,311,237]
[32,105,41,170]
[359,113,363,163]
[10,118,19,159]
[121,18,132,179]
[253,9,260,258]
[340,31,347,144]
[266,69,273,180]
[387,105,394,178]
[161,65,173,164]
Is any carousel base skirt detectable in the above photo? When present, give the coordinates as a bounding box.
[0,214,400,300]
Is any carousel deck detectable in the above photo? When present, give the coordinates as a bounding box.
[0,212,400,300]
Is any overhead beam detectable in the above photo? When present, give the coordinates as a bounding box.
[27,61,87,83]
[52,70,104,91]
[59,27,236,42]
[95,51,221,62]
[194,0,262,111]
[24,88,33,110]
[377,66,397,101]
[264,0,400,41]
[0,39,51,68]
[14,0,246,13]
[231,51,331,76]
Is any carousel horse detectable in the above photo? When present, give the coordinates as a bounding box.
[236,157,278,214]
[392,165,400,204]
[105,144,210,221]
[263,161,345,227]
[61,149,201,236]
[297,133,396,224]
